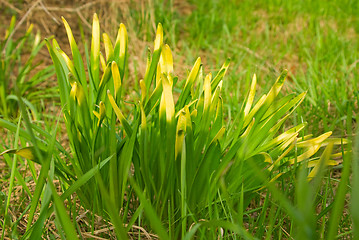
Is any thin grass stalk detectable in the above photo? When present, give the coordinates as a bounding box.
[0,116,21,240]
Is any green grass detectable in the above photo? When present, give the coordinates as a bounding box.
[0,0,358,239]
[127,0,358,135]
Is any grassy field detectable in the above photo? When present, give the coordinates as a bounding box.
[149,0,359,134]
[0,0,358,239]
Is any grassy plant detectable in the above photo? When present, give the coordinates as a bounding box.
[44,13,131,224]
[0,16,56,119]
[0,13,351,239]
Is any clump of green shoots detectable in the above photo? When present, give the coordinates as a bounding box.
[0,16,55,119]
[0,14,349,239]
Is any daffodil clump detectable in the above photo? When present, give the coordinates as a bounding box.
[2,13,348,239]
